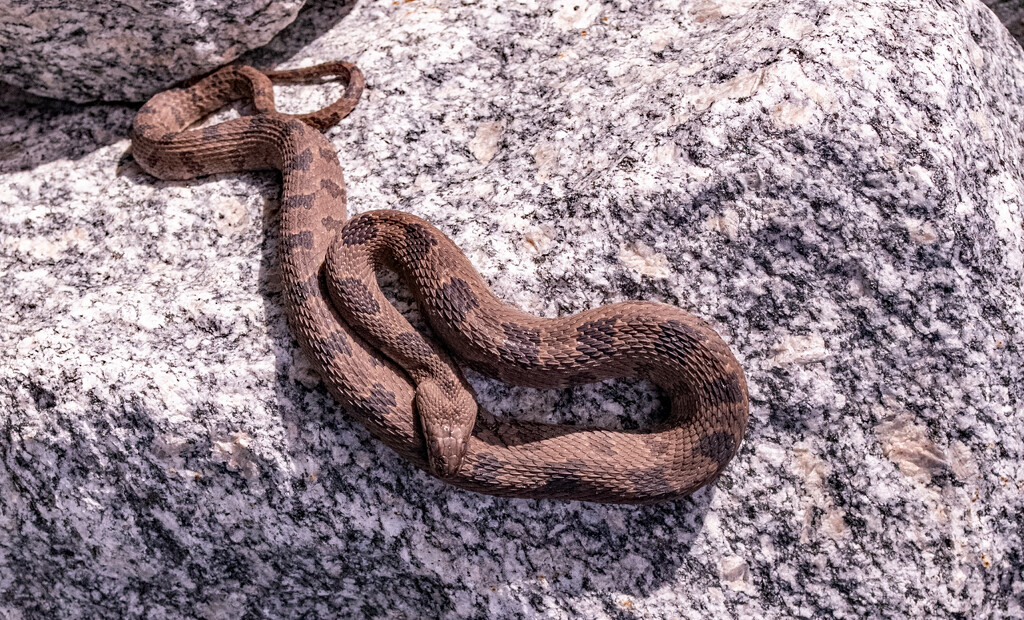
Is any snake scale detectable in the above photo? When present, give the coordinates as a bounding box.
[130,61,749,504]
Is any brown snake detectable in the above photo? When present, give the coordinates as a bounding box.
[130,61,749,504]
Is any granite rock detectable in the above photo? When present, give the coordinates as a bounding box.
[984,0,1024,44]
[1,0,1023,617]
[0,0,308,103]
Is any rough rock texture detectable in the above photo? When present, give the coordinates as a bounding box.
[0,0,307,103]
[985,0,1024,43]
[1,0,1023,617]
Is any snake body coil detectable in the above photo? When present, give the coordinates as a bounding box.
[130,62,749,504]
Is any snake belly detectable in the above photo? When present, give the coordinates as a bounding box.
[130,62,749,504]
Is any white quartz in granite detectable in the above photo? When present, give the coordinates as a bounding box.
[0,0,1022,617]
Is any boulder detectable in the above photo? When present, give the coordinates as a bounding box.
[984,0,1024,44]
[1,0,1021,617]
[0,0,306,102]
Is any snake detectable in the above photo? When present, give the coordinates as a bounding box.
[130,61,749,504]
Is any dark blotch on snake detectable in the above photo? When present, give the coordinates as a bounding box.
[292,273,321,302]
[341,217,379,246]
[400,222,439,266]
[333,277,381,315]
[656,319,703,357]
[178,150,203,175]
[438,277,479,324]
[321,178,344,198]
[283,193,316,210]
[575,316,620,361]
[319,146,336,161]
[285,230,314,250]
[230,147,249,169]
[697,430,737,469]
[290,148,314,172]
[321,216,345,232]
[498,322,541,366]
[364,383,398,413]
[535,461,602,498]
[322,330,353,356]
[702,372,746,405]
[246,116,276,134]
[537,474,583,495]
[467,452,507,487]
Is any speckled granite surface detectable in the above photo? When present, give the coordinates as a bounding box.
[2,0,1023,617]
[0,0,307,102]
[985,0,1024,44]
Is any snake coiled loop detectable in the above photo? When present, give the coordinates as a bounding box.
[130,61,749,504]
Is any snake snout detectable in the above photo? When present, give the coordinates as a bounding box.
[427,434,466,478]
[415,381,477,479]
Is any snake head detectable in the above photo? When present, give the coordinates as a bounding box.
[415,380,477,479]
